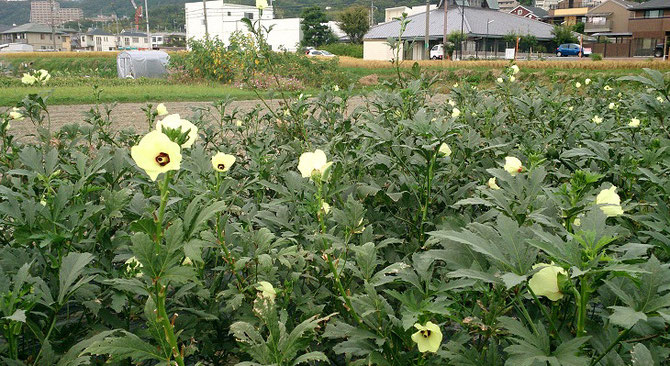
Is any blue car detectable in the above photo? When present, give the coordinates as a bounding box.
[556,43,590,57]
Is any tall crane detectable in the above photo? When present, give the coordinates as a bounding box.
[129,0,143,31]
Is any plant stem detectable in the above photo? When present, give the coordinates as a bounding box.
[419,151,437,244]
[528,287,559,335]
[589,327,631,366]
[155,172,171,246]
[315,180,362,325]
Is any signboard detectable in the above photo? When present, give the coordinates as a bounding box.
[505,48,515,60]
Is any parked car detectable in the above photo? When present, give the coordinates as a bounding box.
[556,43,591,57]
[306,49,335,57]
[430,44,444,60]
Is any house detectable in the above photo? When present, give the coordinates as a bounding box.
[385,5,438,22]
[184,1,303,52]
[79,28,117,51]
[628,0,670,56]
[118,31,151,50]
[544,0,591,25]
[508,5,549,20]
[363,0,555,60]
[152,32,187,49]
[0,23,73,51]
[584,0,635,40]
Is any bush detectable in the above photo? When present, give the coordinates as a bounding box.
[590,53,603,61]
[320,43,363,58]
[1,65,670,366]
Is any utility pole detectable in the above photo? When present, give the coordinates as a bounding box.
[424,0,430,60]
[442,0,447,59]
[50,0,57,50]
[202,0,209,39]
[370,0,374,27]
[459,0,464,60]
[144,0,151,49]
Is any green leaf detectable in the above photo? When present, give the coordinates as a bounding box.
[3,309,26,323]
[85,330,167,362]
[630,343,655,366]
[608,306,647,328]
[58,252,95,305]
[292,351,329,365]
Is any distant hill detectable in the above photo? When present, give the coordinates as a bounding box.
[0,0,432,30]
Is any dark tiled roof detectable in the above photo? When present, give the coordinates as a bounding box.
[524,5,549,16]
[365,5,555,40]
[87,28,114,36]
[630,0,670,10]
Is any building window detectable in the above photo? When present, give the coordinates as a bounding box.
[517,9,523,14]
[244,12,253,19]
[133,37,139,43]
[644,10,663,18]
[227,11,231,16]
[41,34,45,39]
[125,37,130,46]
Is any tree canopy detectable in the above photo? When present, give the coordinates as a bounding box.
[301,6,336,47]
[336,6,370,44]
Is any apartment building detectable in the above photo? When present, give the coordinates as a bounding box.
[628,0,670,56]
[30,1,83,26]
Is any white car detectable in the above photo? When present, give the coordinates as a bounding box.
[430,44,444,60]
[306,49,336,57]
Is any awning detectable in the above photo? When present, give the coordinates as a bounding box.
[591,32,632,37]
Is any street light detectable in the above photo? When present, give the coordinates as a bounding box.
[485,19,494,59]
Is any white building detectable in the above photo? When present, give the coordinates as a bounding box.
[118,30,151,50]
[185,1,303,52]
[79,29,117,51]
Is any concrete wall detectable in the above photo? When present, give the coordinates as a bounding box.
[185,1,301,51]
[363,39,398,60]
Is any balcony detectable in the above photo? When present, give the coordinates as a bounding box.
[584,20,612,32]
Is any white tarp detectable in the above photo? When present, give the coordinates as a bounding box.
[117,50,170,79]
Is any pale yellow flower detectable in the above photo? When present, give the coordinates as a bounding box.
[438,143,451,157]
[528,263,566,301]
[9,108,23,120]
[183,257,193,266]
[448,99,456,107]
[509,75,516,82]
[321,202,331,214]
[503,156,523,176]
[130,130,182,181]
[235,120,243,127]
[453,83,459,88]
[156,103,168,116]
[36,69,50,84]
[568,106,574,111]
[575,82,581,88]
[211,152,236,172]
[596,185,624,217]
[256,281,276,300]
[488,177,500,190]
[496,77,504,84]
[411,322,443,353]
[585,78,591,85]
[657,96,664,103]
[592,115,603,124]
[604,85,612,91]
[333,85,339,92]
[156,114,198,148]
[510,64,519,74]
[256,0,268,9]
[451,108,460,118]
[629,118,640,127]
[21,73,36,85]
[608,102,616,110]
[298,149,331,179]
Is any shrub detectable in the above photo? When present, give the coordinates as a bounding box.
[590,53,603,61]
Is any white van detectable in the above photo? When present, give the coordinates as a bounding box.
[430,44,444,60]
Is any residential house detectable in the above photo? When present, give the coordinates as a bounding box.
[509,5,549,20]
[385,5,438,22]
[184,1,303,52]
[79,28,117,51]
[544,0,591,25]
[0,23,73,51]
[363,0,555,60]
[628,0,670,56]
[118,30,151,50]
[584,0,635,41]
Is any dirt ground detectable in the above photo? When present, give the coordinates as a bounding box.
[8,94,448,138]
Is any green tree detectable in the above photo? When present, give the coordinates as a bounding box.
[519,34,538,52]
[572,22,585,34]
[336,6,370,44]
[301,6,336,47]
[551,25,577,46]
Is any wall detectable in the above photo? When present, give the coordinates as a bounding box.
[363,39,398,60]
[586,1,633,33]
